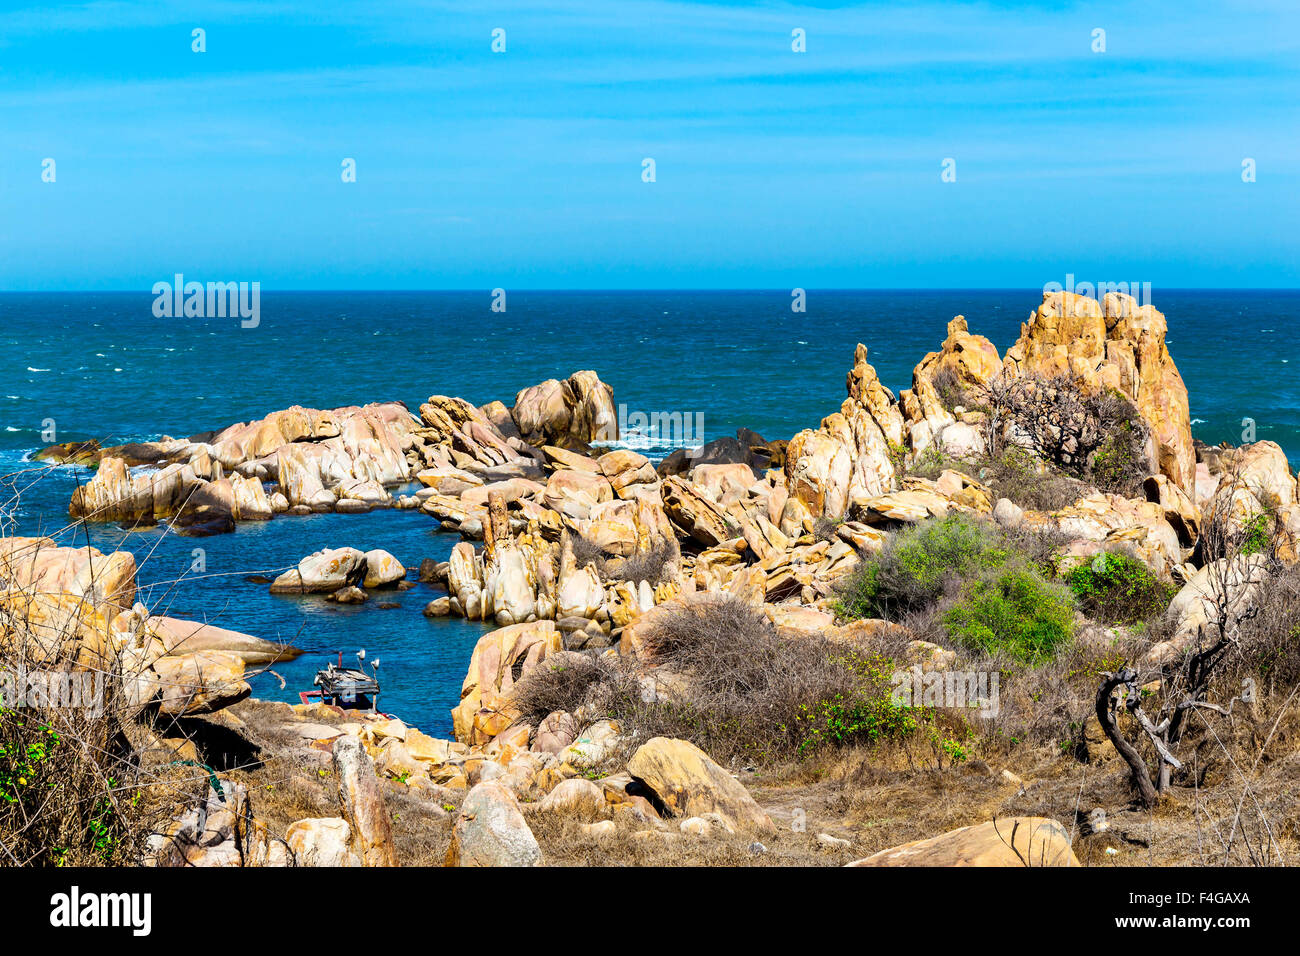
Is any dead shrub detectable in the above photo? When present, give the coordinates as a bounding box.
[510,653,619,728]
[569,533,608,571]
[607,539,678,586]
[930,365,968,413]
[609,597,917,765]
[976,373,1151,496]
[572,535,677,587]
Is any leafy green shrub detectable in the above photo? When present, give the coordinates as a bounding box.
[1242,509,1276,557]
[0,703,142,865]
[1065,551,1174,625]
[834,514,1013,620]
[942,566,1075,664]
[794,688,918,756]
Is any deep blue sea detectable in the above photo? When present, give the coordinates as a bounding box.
[1,290,1296,736]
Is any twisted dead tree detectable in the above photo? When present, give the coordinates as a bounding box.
[1095,477,1263,808]
[974,373,1150,493]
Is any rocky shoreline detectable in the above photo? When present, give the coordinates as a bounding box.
[12,289,1299,867]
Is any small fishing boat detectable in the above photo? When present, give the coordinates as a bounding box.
[299,650,382,713]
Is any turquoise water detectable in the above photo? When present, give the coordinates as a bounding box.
[1,290,1296,735]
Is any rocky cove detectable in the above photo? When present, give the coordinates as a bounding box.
[7,288,1300,867]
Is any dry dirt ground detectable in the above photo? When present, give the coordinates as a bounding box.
[196,698,1300,867]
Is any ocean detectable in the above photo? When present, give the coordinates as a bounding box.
[1,290,1296,735]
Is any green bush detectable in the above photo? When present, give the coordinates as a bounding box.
[1242,509,1276,556]
[794,692,918,756]
[834,514,1013,620]
[942,566,1075,664]
[1065,551,1174,625]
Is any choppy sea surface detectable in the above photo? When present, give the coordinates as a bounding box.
[0,290,1295,735]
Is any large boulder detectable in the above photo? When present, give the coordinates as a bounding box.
[784,430,852,520]
[626,737,774,832]
[447,541,486,620]
[285,818,361,867]
[539,777,607,817]
[451,620,563,744]
[661,475,732,546]
[1,591,118,667]
[445,781,542,867]
[556,563,605,620]
[1201,441,1300,559]
[183,474,274,521]
[362,549,406,588]
[657,428,784,478]
[847,817,1079,867]
[139,615,300,664]
[270,547,368,594]
[0,537,137,617]
[151,650,251,715]
[511,371,617,449]
[1145,555,1269,666]
[484,544,538,625]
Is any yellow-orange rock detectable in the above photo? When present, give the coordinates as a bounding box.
[1003,291,1194,496]
[451,620,563,744]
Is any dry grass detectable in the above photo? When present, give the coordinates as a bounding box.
[0,594,208,865]
[525,810,844,866]
[517,596,913,766]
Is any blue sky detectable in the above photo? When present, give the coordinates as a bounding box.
[1,0,1297,289]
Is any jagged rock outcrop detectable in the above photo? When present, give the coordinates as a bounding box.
[69,403,420,528]
[333,735,400,866]
[1003,291,1195,497]
[904,316,1001,456]
[785,344,903,519]
[70,458,203,522]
